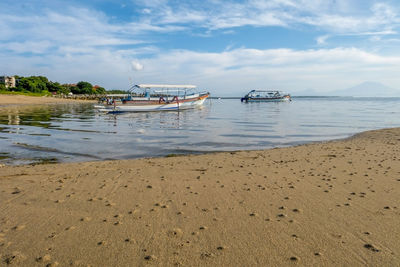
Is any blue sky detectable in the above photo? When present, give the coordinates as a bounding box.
[1,0,400,95]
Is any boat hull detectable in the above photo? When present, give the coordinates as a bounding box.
[243,97,291,102]
[98,94,209,112]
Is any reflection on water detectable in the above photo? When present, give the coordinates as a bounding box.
[0,98,399,165]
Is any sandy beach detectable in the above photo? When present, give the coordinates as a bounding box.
[0,94,93,107]
[0,95,399,266]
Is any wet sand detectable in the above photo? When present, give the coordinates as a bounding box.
[1,126,399,266]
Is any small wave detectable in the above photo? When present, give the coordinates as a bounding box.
[13,142,101,159]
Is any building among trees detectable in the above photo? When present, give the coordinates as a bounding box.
[0,76,16,88]
[1,75,107,95]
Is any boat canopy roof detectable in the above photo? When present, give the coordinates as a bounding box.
[245,90,290,97]
[129,84,203,96]
[135,84,197,89]
[249,90,284,93]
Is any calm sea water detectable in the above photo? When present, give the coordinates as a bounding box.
[0,97,399,165]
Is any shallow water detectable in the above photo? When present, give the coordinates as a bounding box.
[0,97,399,165]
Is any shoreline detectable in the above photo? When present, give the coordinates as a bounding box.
[0,129,361,167]
[1,127,399,266]
[0,94,95,108]
[0,124,385,167]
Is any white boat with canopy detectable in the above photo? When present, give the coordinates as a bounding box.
[97,84,210,112]
[241,90,291,102]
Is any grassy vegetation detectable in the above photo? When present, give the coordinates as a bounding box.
[1,76,106,95]
[31,157,59,165]
[0,90,51,97]
[165,153,181,157]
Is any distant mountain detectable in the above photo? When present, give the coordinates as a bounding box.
[293,82,400,97]
[327,81,400,97]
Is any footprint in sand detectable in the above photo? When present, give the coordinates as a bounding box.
[200,252,215,259]
[364,243,380,252]
[3,251,26,264]
[167,228,183,238]
[144,255,157,261]
[105,202,116,207]
[36,254,51,263]
[128,209,140,215]
[11,187,22,194]
[124,238,133,243]
[97,241,106,246]
[12,225,26,231]
[80,217,92,222]
[48,232,57,239]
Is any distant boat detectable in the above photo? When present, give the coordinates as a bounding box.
[241,90,291,102]
[97,84,210,112]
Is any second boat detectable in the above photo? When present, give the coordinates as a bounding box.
[241,90,291,102]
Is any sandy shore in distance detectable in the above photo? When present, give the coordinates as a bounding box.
[0,123,399,265]
[0,94,94,107]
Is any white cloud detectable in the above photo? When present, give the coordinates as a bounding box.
[2,42,400,94]
[0,40,53,54]
[128,0,400,36]
[316,35,329,45]
[131,61,144,71]
[0,6,184,57]
[127,47,400,95]
[142,8,152,14]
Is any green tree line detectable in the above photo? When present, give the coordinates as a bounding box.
[0,76,107,95]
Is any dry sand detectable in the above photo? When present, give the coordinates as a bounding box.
[0,94,93,107]
[1,95,399,266]
[0,124,399,266]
